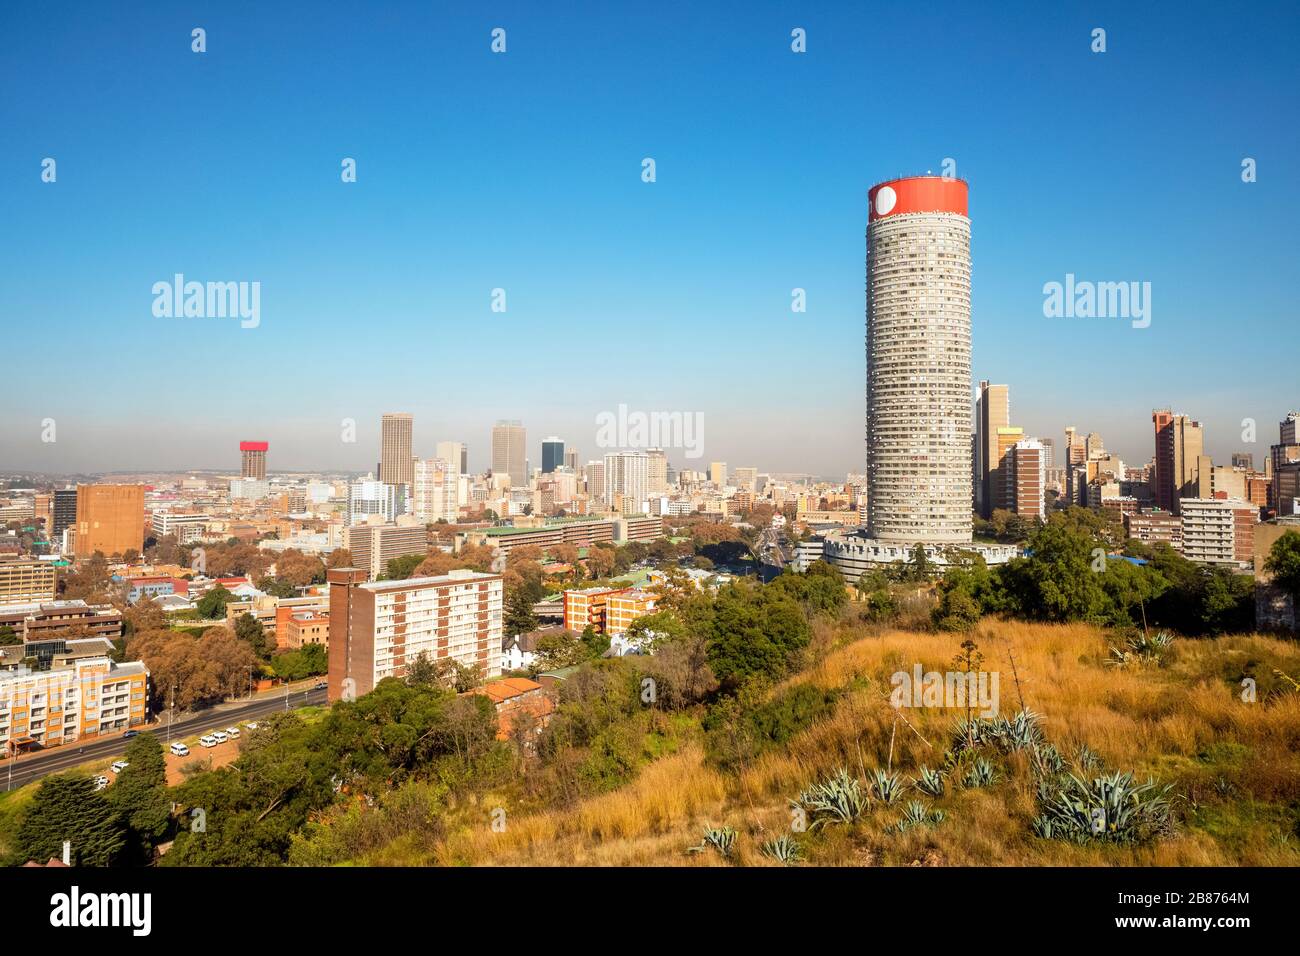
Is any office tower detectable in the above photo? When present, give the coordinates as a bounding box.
[492,420,527,487]
[564,448,578,470]
[1152,410,1204,515]
[541,436,565,474]
[646,448,669,494]
[342,523,428,580]
[1232,452,1254,470]
[1271,412,1300,516]
[52,488,77,537]
[709,462,728,487]
[240,441,268,480]
[993,426,1025,512]
[1040,438,1055,471]
[436,441,468,476]
[1085,432,1106,459]
[379,413,414,489]
[1010,440,1046,520]
[327,567,504,702]
[975,381,1009,519]
[866,175,972,545]
[413,457,458,524]
[604,451,650,514]
[73,484,145,559]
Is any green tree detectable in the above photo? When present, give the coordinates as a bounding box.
[383,552,426,580]
[234,612,274,659]
[197,585,234,620]
[108,733,172,862]
[504,588,539,637]
[1264,530,1300,599]
[16,774,126,866]
[0,625,19,646]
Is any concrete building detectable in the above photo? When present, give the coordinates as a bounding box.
[0,558,57,605]
[436,441,468,478]
[51,489,77,538]
[413,457,457,524]
[492,420,527,487]
[346,479,404,526]
[975,381,1009,518]
[866,175,972,545]
[327,567,504,701]
[1124,510,1183,550]
[709,462,728,487]
[343,522,427,580]
[1152,411,1204,514]
[541,437,565,474]
[1180,498,1255,567]
[0,651,148,750]
[604,451,651,515]
[380,413,414,489]
[240,440,268,480]
[1011,439,1046,520]
[73,484,144,559]
[150,512,209,544]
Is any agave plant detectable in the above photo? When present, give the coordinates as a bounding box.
[963,757,999,789]
[949,717,989,753]
[892,799,945,833]
[1074,743,1103,772]
[1031,815,1057,839]
[1030,742,1066,777]
[1039,771,1175,844]
[760,833,803,865]
[1108,630,1174,667]
[912,765,946,797]
[987,710,1045,753]
[793,767,868,829]
[869,768,905,805]
[687,825,737,857]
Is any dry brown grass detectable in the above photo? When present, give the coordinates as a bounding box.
[444,621,1300,866]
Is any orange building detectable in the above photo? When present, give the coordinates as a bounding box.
[563,586,657,636]
[0,656,148,751]
[282,610,329,650]
[73,484,145,559]
[605,589,658,635]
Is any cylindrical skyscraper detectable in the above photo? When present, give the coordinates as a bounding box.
[866,175,972,545]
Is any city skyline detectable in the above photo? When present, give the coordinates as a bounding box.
[2,2,1298,475]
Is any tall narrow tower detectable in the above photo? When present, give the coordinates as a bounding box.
[240,441,268,480]
[380,413,414,488]
[866,175,972,545]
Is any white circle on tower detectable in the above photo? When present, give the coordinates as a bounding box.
[875,186,896,215]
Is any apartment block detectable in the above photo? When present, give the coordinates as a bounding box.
[1180,498,1254,567]
[604,589,659,636]
[327,568,503,702]
[0,600,124,643]
[1124,510,1183,551]
[0,558,57,605]
[0,651,148,750]
[1010,439,1045,520]
[563,587,624,634]
[281,610,329,649]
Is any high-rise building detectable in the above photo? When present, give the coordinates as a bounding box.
[52,488,77,537]
[1180,498,1255,566]
[346,479,404,525]
[733,466,758,492]
[866,175,972,545]
[327,567,503,702]
[73,484,145,559]
[1270,412,1300,516]
[604,451,650,514]
[436,441,468,476]
[647,448,669,494]
[709,462,727,487]
[564,448,578,470]
[992,426,1024,512]
[1010,440,1046,520]
[379,413,414,489]
[1232,452,1254,470]
[541,437,565,474]
[413,457,458,524]
[240,441,268,480]
[1152,411,1204,515]
[975,381,1009,519]
[492,420,527,487]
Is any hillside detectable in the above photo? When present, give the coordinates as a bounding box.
[432,621,1300,867]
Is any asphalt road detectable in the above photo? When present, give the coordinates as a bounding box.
[2,687,328,791]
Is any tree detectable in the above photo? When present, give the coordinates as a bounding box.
[234,612,274,659]
[326,548,354,569]
[1264,530,1300,599]
[16,774,126,866]
[272,643,328,680]
[584,546,616,580]
[383,552,426,580]
[197,585,234,620]
[0,625,19,646]
[108,733,172,862]
[505,588,539,637]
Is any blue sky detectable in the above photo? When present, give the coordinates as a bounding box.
[2,0,1297,477]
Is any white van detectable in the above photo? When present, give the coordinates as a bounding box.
[110,760,129,774]
[224,726,240,739]
[199,734,218,748]
[170,742,190,757]
[212,731,229,744]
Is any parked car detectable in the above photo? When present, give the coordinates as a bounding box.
[93,775,109,791]
[212,731,229,744]
[199,735,218,748]
[122,730,139,739]
[243,721,259,730]
[224,726,240,739]
[110,760,128,774]
[313,681,328,691]
[169,742,190,757]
